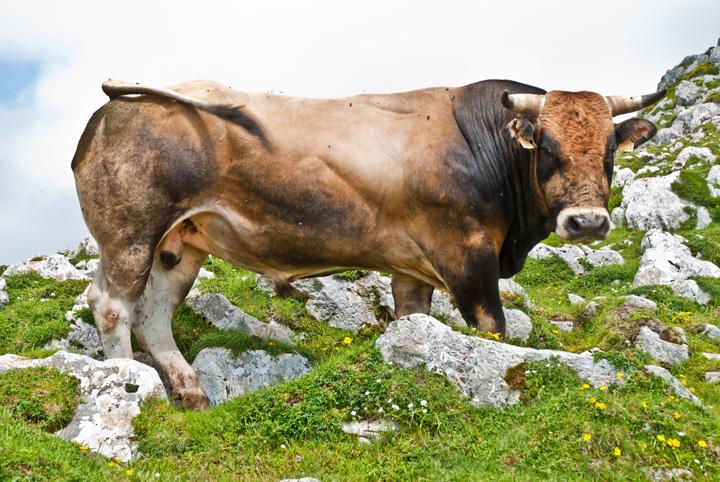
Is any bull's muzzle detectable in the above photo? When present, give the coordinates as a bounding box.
[555,207,610,241]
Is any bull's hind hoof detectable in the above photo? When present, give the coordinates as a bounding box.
[176,389,210,410]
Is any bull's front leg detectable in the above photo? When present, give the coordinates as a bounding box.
[433,247,506,337]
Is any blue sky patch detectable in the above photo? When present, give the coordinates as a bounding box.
[0,61,41,105]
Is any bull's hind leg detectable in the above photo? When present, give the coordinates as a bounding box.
[87,259,141,359]
[132,243,209,409]
[391,274,434,318]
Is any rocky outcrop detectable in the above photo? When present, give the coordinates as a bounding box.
[633,230,720,304]
[644,365,702,406]
[376,314,618,407]
[187,293,296,345]
[70,236,100,258]
[4,254,90,281]
[294,275,383,331]
[0,351,166,461]
[611,172,711,230]
[528,243,624,275]
[0,277,8,308]
[191,348,311,406]
[342,419,398,444]
[635,326,688,366]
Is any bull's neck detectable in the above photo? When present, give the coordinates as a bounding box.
[452,80,552,277]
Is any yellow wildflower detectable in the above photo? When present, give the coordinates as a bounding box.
[667,438,680,448]
[581,383,590,390]
[107,461,116,468]
[616,372,624,378]
[698,440,707,448]
[599,386,607,391]
[641,400,648,408]
[674,411,681,419]
[342,337,352,345]
[657,435,666,442]
[126,469,135,476]
[589,397,597,404]
[689,387,696,393]
[582,433,592,442]
[595,402,607,410]
[613,447,621,457]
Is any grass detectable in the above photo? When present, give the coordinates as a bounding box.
[0,367,79,432]
[0,242,718,480]
[0,272,88,356]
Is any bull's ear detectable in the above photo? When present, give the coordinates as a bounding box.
[506,117,537,150]
[614,118,657,153]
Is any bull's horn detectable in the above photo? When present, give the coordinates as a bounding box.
[605,89,666,117]
[501,91,545,117]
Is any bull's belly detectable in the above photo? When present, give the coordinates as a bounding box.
[174,206,443,286]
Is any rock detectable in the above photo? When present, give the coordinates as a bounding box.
[353,272,396,318]
[584,301,600,318]
[341,419,398,440]
[702,352,720,360]
[567,293,585,305]
[71,236,100,257]
[45,319,102,358]
[197,267,215,280]
[707,165,720,186]
[615,172,710,230]
[3,254,89,281]
[643,467,693,482]
[635,326,688,366]
[504,308,532,342]
[700,323,720,342]
[611,167,636,188]
[672,103,720,134]
[634,230,720,304]
[375,314,619,407]
[187,293,296,345]
[191,348,310,406]
[74,259,99,279]
[430,289,465,326]
[528,243,624,275]
[620,295,657,312]
[294,276,381,331]
[674,146,715,169]
[675,80,701,106]
[550,320,574,332]
[498,278,532,308]
[644,365,702,406]
[0,351,166,461]
[652,127,682,145]
[706,372,720,383]
[254,274,275,296]
[0,277,8,308]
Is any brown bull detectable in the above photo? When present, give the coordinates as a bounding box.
[72,78,663,408]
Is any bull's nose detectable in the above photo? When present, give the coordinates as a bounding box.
[564,213,610,239]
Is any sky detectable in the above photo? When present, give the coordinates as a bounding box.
[0,0,719,264]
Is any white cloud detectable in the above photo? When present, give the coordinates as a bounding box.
[1,0,719,263]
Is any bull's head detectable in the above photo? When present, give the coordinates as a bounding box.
[501,88,664,241]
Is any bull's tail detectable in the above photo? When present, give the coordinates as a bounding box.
[101,79,270,148]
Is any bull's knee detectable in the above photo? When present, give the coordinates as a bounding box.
[88,282,134,359]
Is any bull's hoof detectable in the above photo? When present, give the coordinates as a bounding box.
[177,388,210,410]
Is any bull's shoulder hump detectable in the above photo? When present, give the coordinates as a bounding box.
[166,80,250,107]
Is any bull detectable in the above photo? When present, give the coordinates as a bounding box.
[71,78,663,408]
